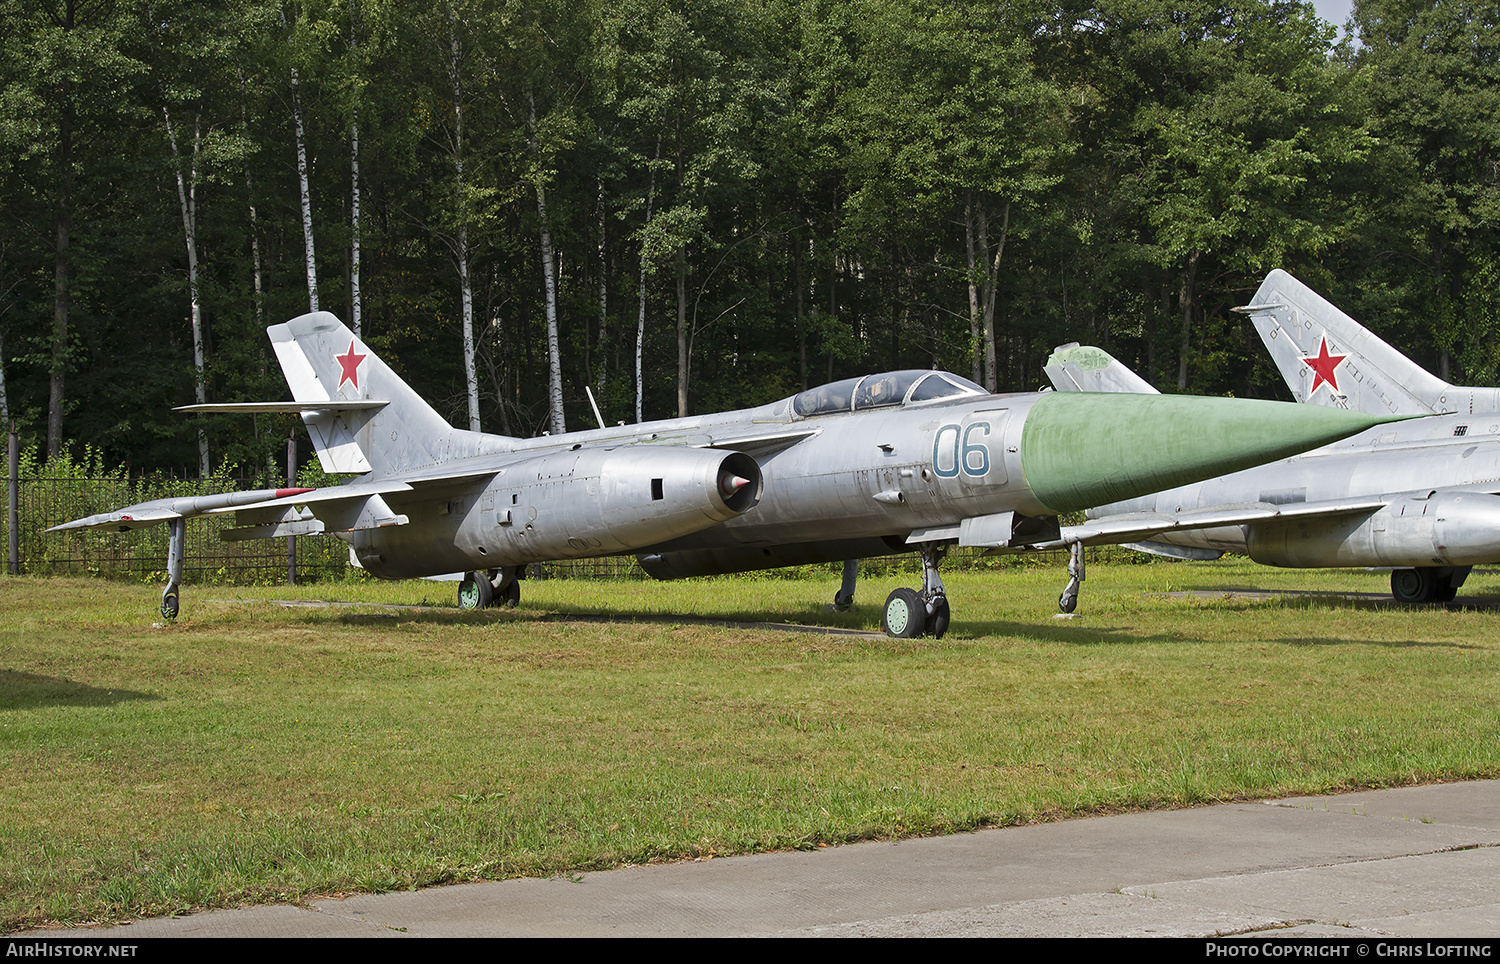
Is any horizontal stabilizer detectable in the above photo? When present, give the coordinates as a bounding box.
[175,401,389,414]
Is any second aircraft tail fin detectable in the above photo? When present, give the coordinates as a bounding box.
[1043,343,1161,395]
[1238,269,1500,416]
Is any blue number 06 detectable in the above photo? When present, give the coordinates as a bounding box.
[932,422,990,478]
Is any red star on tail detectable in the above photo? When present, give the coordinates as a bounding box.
[335,341,367,390]
[1302,337,1346,395]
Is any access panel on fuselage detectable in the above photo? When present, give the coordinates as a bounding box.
[930,409,1010,488]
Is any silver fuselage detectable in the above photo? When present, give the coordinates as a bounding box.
[1097,414,1500,568]
[349,392,1047,578]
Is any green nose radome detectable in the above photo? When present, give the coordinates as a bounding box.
[1020,392,1404,514]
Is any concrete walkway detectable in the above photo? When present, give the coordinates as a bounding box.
[21,781,1500,938]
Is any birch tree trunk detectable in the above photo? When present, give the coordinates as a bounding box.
[676,246,688,417]
[979,200,1009,394]
[238,69,264,330]
[291,67,319,312]
[350,107,361,339]
[595,175,607,396]
[636,138,659,424]
[165,108,211,477]
[0,327,8,427]
[675,147,688,417]
[449,15,479,431]
[529,89,565,435]
[1176,250,1202,391]
[964,194,982,386]
[964,195,1009,393]
[349,9,362,339]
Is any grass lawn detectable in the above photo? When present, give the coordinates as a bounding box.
[3,558,1498,931]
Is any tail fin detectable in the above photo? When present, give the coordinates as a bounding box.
[1044,343,1161,395]
[270,312,503,477]
[1238,270,1500,416]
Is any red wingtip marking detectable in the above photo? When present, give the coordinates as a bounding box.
[275,487,316,499]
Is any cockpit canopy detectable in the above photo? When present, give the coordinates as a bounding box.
[792,370,987,418]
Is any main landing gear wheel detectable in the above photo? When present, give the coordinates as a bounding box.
[460,567,523,610]
[883,587,926,638]
[496,575,521,608]
[1391,566,1468,604]
[160,588,180,621]
[458,571,493,610]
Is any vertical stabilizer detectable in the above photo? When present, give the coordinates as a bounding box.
[1239,270,1500,416]
[269,312,502,477]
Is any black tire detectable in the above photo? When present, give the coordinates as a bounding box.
[160,590,179,621]
[458,572,492,610]
[497,579,521,608]
[1391,568,1438,604]
[883,587,926,638]
[928,595,950,640]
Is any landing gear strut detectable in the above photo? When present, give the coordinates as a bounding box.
[832,558,859,612]
[881,544,950,639]
[161,518,185,620]
[459,566,525,610]
[1058,541,1084,614]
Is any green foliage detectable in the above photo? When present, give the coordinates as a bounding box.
[0,0,1492,471]
[2,442,347,586]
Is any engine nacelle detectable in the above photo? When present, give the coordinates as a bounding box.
[1246,490,1500,569]
[353,447,761,577]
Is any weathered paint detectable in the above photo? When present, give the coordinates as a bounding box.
[1018,392,1396,514]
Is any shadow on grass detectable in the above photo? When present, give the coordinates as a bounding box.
[1153,585,1500,613]
[318,604,885,637]
[265,590,1492,650]
[0,669,162,711]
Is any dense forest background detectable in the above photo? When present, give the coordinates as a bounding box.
[1,0,1496,476]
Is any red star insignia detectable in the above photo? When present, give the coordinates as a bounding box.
[1302,337,1346,395]
[335,340,367,390]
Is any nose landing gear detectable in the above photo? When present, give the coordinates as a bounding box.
[1058,541,1084,614]
[881,544,950,639]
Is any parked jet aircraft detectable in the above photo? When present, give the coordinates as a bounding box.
[51,311,1395,636]
[1044,270,1500,605]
